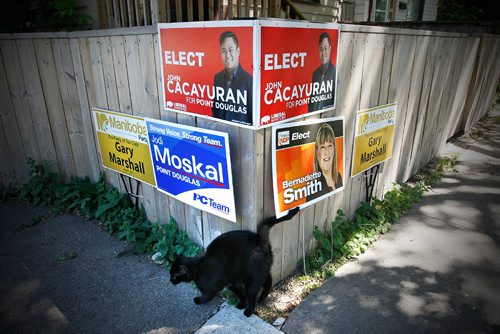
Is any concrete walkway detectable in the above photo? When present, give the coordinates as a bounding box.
[282,107,500,333]
[0,200,224,333]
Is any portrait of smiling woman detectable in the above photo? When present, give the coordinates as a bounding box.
[307,123,343,201]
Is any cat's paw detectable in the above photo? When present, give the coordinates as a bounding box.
[194,297,202,304]
[244,309,253,317]
[236,301,246,309]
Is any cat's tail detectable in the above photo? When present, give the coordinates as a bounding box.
[257,207,300,246]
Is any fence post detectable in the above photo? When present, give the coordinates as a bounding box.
[150,0,159,26]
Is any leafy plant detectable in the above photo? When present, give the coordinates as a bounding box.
[0,0,93,33]
[14,159,202,266]
[301,156,457,294]
[56,251,77,261]
[19,158,59,206]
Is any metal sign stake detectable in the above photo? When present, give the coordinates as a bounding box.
[364,164,380,202]
[119,174,142,210]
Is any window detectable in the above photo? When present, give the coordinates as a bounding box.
[406,0,421,21]
[374,0,395,22]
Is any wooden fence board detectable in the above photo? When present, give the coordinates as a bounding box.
[419,37,452,166]
[480,38,500,113]
[216,123,240,236]
[99,37,120,110]
[444,37,479,140]
[1,40,41,165]
[361,33,385,109]
[481,38,500,117]
[73,37,105,183]
[16,39,59,176]
[383,34,416,187]
[409,36,439,176]
[470,37,495,124]
[429,37,456,159]
[434,37,465,150]
[461,36,492,132]
[378,34,395,105]
[397,35,431,182]
[87,38,109,107]
[239,128,259,232]
[281,212,300,278]
[345,32,365,218]
[0,46,28,184]
[221,123,241,233]
[52,38,92,179]
[432,37,463,155]
[0,116,14,187]
[254,127,265,228]
[33,39,76,181]
[298,204,317,267]
[474,37,500,122]
[69,38,101,182]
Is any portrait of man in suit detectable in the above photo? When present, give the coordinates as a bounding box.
[308,32,336,113]
[212,31,253,125]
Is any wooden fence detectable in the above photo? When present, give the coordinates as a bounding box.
[1,25,499,283]
[100,0,288,28]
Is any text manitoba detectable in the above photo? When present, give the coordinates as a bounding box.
[106,116,147,135]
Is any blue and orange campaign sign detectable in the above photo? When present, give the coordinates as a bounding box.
[145,118,236,222]
[272,117,345,217]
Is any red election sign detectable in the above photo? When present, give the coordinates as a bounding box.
[158,21,256,128]
[158,20,340,129]
[259,21,339,127]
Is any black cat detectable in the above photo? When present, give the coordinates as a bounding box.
[169,208,299,317]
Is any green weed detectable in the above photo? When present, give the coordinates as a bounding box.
[13,159,202,265]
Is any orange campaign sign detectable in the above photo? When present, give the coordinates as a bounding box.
[158,21,256,128]
[272,117,345,217]
[260,22,339,127]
